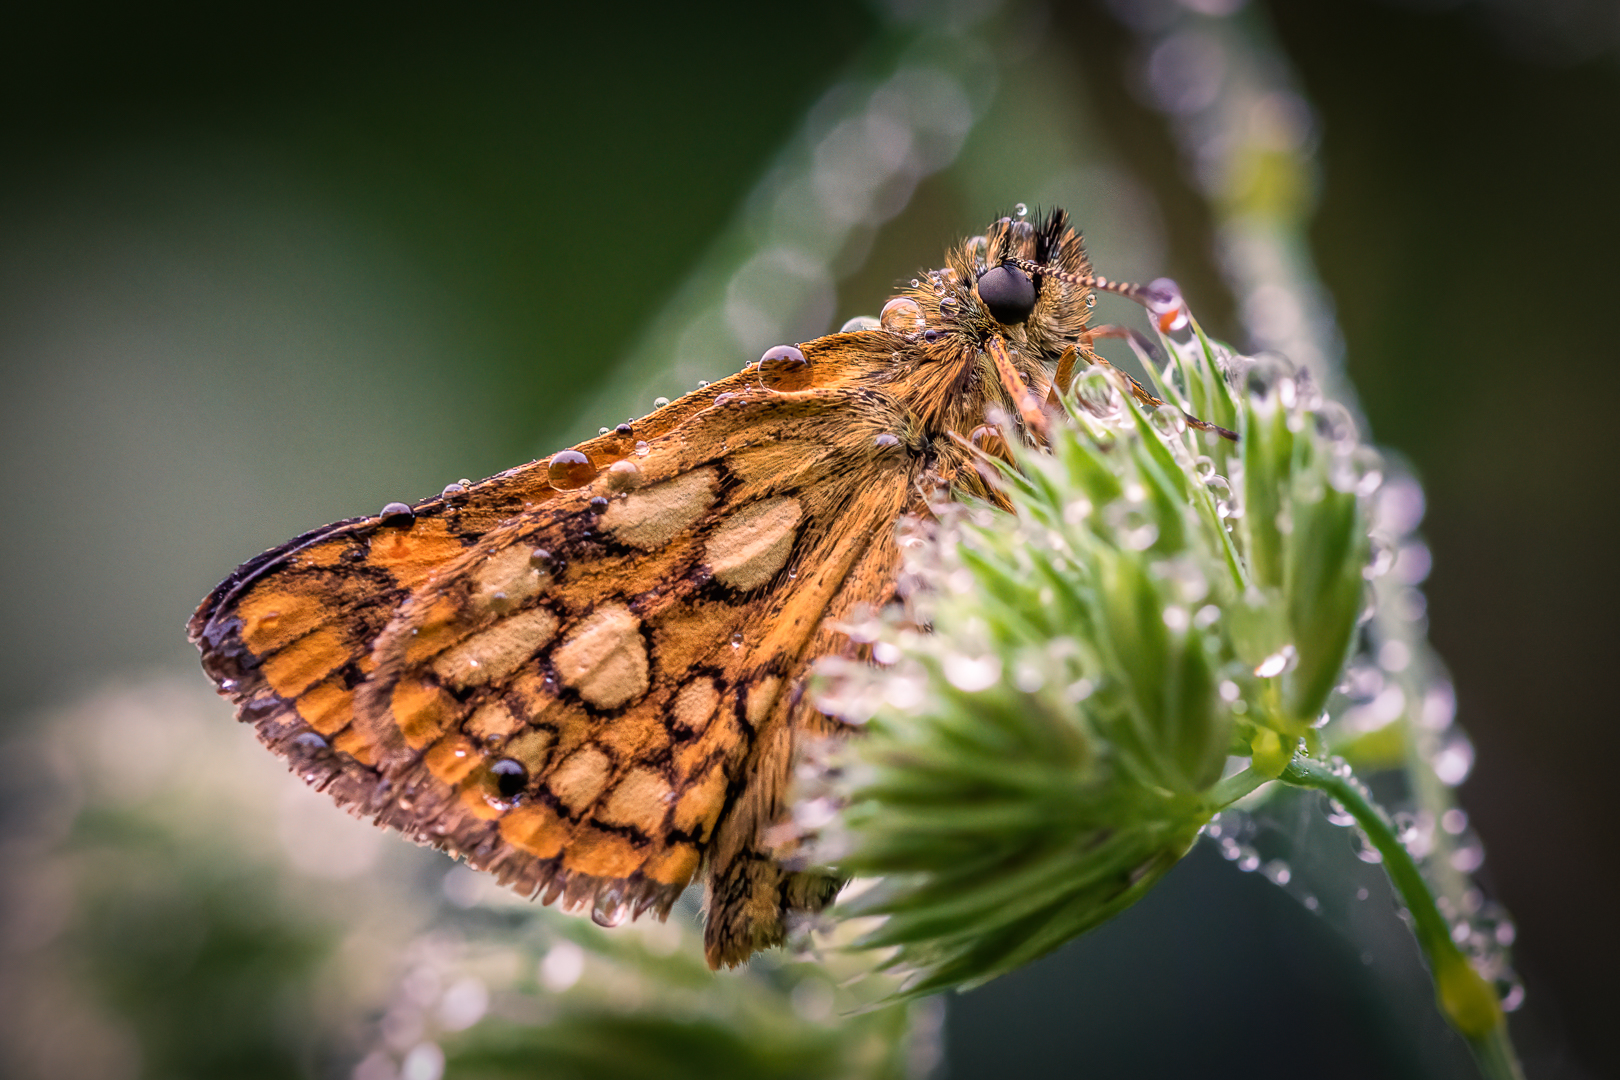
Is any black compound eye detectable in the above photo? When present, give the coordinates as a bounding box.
[491,758,528,800]
[976,263,1036,325]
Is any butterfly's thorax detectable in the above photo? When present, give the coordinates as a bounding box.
[189,207,1103,970]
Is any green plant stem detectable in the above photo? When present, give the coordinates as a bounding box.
[1208,765,1271,809]
[1278,756,1525,1080]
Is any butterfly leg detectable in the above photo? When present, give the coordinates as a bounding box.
[985,334,1050,439]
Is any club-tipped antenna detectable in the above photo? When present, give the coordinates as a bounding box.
[1009,258,1190,336]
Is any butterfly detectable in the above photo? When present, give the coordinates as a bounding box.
[190,207,1230,969]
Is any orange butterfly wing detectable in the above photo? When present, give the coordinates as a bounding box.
[191,340,925,964]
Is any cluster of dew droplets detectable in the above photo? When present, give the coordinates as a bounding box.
[1288,373,1525,1013]
[1202,352,1522,1012]
[1203,809,1312,906]
[359,935,488,1080]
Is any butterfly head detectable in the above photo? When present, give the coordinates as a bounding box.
[961,207,1096,360]
[863,208,1099,437]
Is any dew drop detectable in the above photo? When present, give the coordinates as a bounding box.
[1500,980,1526,1012]
[441,482,468,499]
[588,496,609,514]
[1254,644,1298,678]
[840,315,881,333]
[1262,859,1292,886]
[730,631,744,649]
[1118,509,1159,551]
[1377,639,1411,672]
[293,731,329,751]
[713,392,738,406]
[490,758,528,802]
[1085,293,1097,309]
[379,501,416,525]
[1324,797,1357,828]
[758,344,813,391]
[1352,445,1385,497]
[1432,732,1474,785]
[1245,354,1298,407]
[1141,278,1189,334]
[938,296,959,317]
[598,426,611,436]
[530,547,555,570]
[1013,201,1028,219]
[606,459,642,491]
[591,887,628,928]
[1352,828,1384,864]
[909,278,920,288]
[1151,404,1187,437]
[1073,367,1124,420]
[633,440,650,457]
[1451,836,1485,873]
[1314,402,1359,456]
[923,328,941,343]
[538,942,585,993]
[547,449,597,490]
[615,422,634,437]
[1009,219,1035,248]
[873,432,901,451]
[653,396,670,409]
[943,653,1001,692]
[879,296,926,335]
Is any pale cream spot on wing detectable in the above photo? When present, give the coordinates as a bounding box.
[707,496,802,590]
[471,544,548,612]
[601,466,717,550]
[467,700,523,743]
[548,745,613,814]
[673,764,729,838]
[744,675,782,729]
[503,727,556,773]
[671,677,720,735]
[431,607,558,689]
[598,766,674,829]
[553,603,649,709]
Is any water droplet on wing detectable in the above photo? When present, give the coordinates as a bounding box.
[547,450,597,489]
[758,345,813,390]
[879,296,926,335]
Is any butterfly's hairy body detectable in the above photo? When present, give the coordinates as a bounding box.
[191,209,1098,967]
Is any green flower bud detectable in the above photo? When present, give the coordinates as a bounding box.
[802,322,1378,996]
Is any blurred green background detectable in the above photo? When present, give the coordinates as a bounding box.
[2,1,1616,1078]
